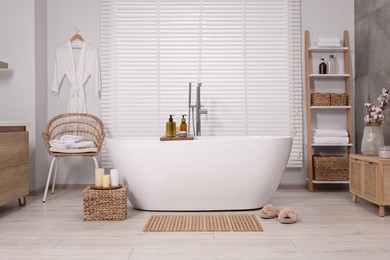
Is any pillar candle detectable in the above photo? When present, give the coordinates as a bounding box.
[95,168,104,187]
[110,169,119,186]
[102,174,110,188]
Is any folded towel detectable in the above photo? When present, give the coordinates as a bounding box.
[49,144,67,149]
[312,129,348,137]
[316,37,341,48]
[317,37,341,43]
[312,136,349,144]
[49,139,75,149]
[49,139,95,149]
[317,42,342,48]
[60,135,84,142]
[67,141,95,149]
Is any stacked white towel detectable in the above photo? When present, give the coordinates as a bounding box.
[312,136,349,144]
[312,129,348,137]
[49,135,95,149]
[316,37,341,48]
[49,139,74,149]
[60,135,84,142]
[312,129,349,144]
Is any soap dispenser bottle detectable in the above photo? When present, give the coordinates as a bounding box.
[319,58,327,74]
[179,115,188,137]
[166,115,176,137]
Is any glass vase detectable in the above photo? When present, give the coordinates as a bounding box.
[361,124,385,155]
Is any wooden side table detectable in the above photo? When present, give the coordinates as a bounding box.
[349,154,390,217]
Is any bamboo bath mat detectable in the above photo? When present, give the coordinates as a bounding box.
[144,214,263,232]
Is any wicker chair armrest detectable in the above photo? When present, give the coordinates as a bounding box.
[95,132,105,153]
[42,132,51,153]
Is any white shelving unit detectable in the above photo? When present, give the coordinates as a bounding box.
[308,47,349,52]
[309,74,350,78]
[310,106,351,109]
[305,30,353,192]
[312,180,350,184]
[311,144,353,147]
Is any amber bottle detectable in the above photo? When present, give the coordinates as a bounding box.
[180,115,187,132]
[319,58,327,74]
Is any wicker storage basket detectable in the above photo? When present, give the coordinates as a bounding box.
[311,93,331,106]
[313,155,349,181]
[331,93,348,106]
[83,186,128,221]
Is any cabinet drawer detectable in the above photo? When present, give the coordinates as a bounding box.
[350,159,363,195]
[363,162,379,202]
[0,132,28,169]
[0,164,29,206]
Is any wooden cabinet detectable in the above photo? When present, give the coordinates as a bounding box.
[349,154,390,217]
[305,31,353,191]
[0,123,29,207]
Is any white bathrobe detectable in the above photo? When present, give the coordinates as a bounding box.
[51,41,101,113]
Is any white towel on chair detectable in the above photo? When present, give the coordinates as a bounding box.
[312,136,349,144]
[49,139,75,149]
[49,139,95,149]
[67,141,95,149]
[60,135,84,142]
[312,129,348,137]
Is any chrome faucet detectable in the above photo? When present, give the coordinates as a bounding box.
[195,83,208,136]
[188,82,208,136]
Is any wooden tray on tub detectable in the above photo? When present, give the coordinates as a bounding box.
[160,135,194,141]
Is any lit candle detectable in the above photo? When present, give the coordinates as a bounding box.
[95,168,104,187]
[110,169,119,186]
[102,174,110,188]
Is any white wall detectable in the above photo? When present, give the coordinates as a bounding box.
[0,0,354,190]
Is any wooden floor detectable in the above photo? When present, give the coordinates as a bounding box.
[1,188,390,259]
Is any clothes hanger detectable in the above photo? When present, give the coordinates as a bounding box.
[70,28,84,49]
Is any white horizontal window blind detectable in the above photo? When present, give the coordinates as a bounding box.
[100,0,303,167]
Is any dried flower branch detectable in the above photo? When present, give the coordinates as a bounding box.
[364,88,389,125]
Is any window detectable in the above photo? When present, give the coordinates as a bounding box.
[101,0,302,167]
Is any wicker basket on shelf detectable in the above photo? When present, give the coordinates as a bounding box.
[311,93,331,106]
[313,155,349,181]
[331,93,348,106]
[83,186,128,221]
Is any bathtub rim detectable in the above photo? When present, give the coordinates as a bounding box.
[106,135,292,142]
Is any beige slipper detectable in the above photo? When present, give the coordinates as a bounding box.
[277,208,298,224]
[260,204,280,219]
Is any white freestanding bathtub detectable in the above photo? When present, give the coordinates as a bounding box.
[106,136,292,211]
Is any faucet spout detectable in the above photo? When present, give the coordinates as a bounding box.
[195,83,207,136]
[188,82,207,137]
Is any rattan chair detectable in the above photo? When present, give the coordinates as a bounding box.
[42,113,105,203]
